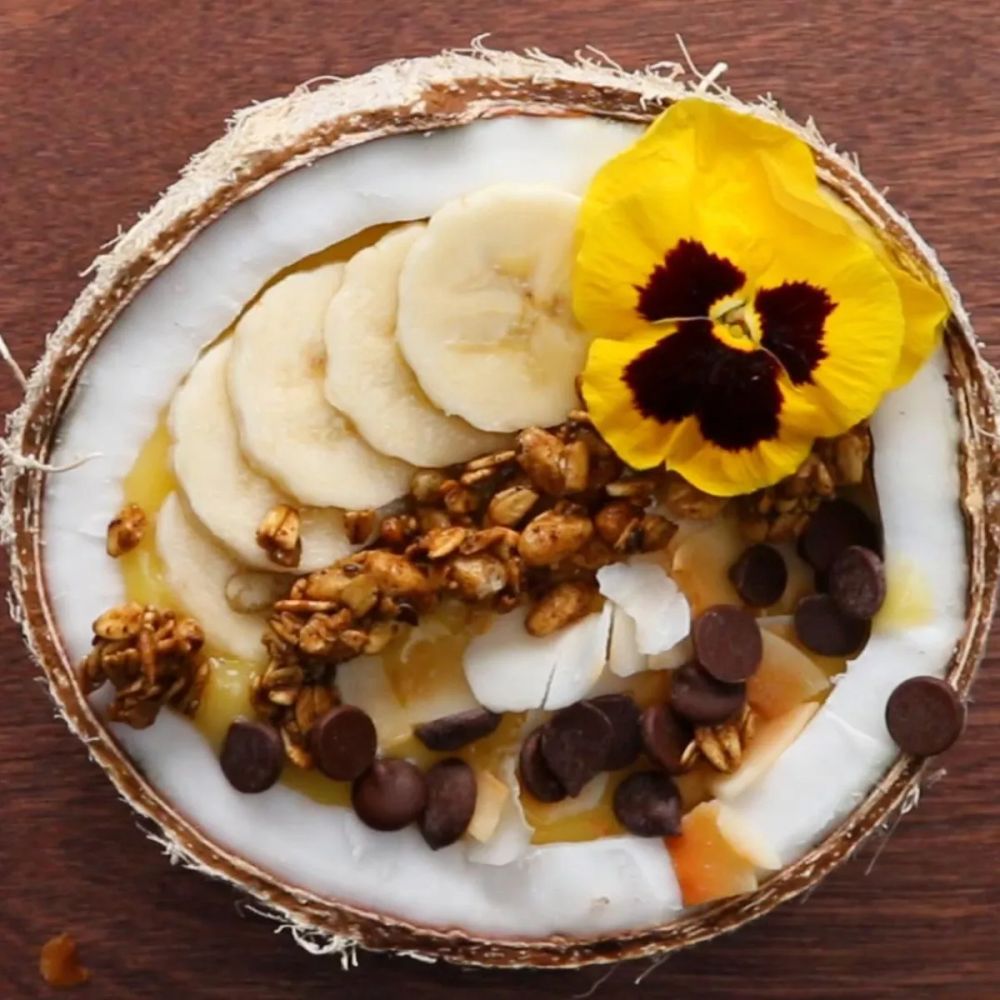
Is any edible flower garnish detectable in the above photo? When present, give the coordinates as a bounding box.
[574,98,948,496]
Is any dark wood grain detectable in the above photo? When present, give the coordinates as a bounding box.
[1,2,997,997]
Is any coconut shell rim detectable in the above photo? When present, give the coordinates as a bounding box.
[2,48,999,970]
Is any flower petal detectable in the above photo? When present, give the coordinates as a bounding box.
[637,240,746,322]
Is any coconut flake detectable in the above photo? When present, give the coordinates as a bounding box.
[597,560,690,655]
[466,755,534,867]
[607,604,645,677]
[463,605,612,712]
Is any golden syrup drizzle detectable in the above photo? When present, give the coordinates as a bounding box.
[874,558,934,631]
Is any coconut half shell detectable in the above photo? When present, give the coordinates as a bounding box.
[2,48,999,969]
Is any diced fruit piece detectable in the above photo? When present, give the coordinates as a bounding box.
[667,801,758,905]
[711,702,819,799]
[715,803,781,870]
[468,770,510,842]
[747,629,830,719]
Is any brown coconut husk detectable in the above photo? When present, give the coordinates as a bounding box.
[2,46,999,969]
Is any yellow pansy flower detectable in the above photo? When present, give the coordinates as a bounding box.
[575,99,949,496]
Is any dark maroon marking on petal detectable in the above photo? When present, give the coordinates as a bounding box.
[755,282,834,385]
[622,320,784,453]
[623,320,721,424]
[696,348,783,450]
[636,239,746,322]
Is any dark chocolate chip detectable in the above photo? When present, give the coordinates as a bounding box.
[419,758,477,850]
[414,708,502,752]
[220,719,283,794]
[794,594,871,657]
[728,543,788,607]
[799,498,880,573]
[518,728,566,802]
[669,662,746,725]
[692,605,763,682]
[886,676,966,757]
[640,703,693,774]
[540,702,614,796]
[587,693,642,771]
[828,545,886,620]
[352,758,428,831]
[309,704,377,781]
[612,771,682,837]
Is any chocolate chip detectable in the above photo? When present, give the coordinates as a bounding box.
[587,693,642,771]
[540,702,613,796]
[352,758,428,831]
[518,728,565,802]
[612,771,682,837]
[640,703,693,774]
[420,758,477,850]
[692,605,763,682]
[794,594,871,657]
[414,708,502,752]
[220,719,283,794]
[886,676,966,757]
[669,662,746,725]
[828,545,886,619]
[799,498,880,573]
[728,544,788,607]
[309,704,377,781]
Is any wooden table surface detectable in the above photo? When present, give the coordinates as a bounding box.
[1,1,998,997]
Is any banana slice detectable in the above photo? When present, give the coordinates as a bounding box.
[229,262,412,508]
[156,492,269,661]
[170,339,352,572]
[396,185,589,432]
[324,225,508,466]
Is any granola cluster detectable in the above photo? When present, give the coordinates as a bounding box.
[689,704,757,774]
[105,502,147,557]
[738,423,872,543]
[80,602,207,729]
[254,415,681,753]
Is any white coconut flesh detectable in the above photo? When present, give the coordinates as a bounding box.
[42,115,967,939]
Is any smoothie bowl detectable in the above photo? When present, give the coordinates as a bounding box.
[3,49,998,968]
